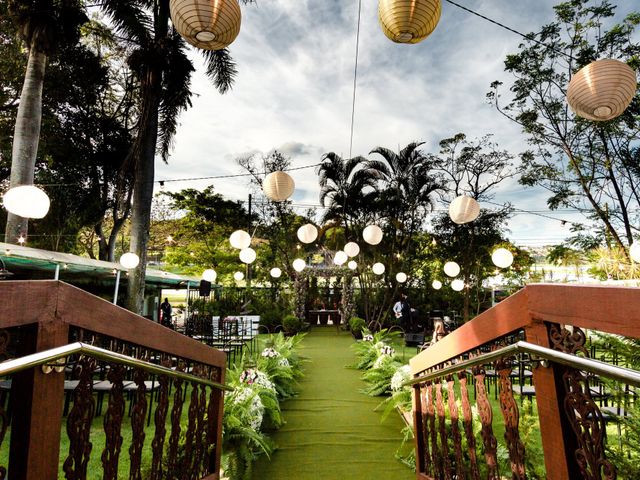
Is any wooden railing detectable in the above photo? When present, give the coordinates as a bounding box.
[0,280,228,480]
[409,284,640,480]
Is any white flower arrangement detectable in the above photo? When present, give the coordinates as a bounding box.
[373,354,395,369]
[277,357,290,368]
[391,365,411,391]
[239,368,258,385]
[380,345,396,356]
[363,334,374,342]
[240,368,275,392]
[261,347,280,358]
[231,386,264,430]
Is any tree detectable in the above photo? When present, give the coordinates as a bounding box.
[488,0,640,255]
[4,0,87,243]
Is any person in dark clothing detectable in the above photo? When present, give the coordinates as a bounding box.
[160,298,172,328]
[393,294,412,331]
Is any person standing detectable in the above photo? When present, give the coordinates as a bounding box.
[160,297,172,328]
[393,294,411,330]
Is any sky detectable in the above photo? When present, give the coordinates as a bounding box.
[156,0,638,248]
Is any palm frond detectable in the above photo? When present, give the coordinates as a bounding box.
[202,48,237,94]
[99,0,152,45]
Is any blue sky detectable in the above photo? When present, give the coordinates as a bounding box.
[156,0,638,247]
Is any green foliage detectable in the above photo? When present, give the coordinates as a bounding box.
[348,316,366,334]
[282,314,303,335]
[361,355,402,396]
[349,329,402,370]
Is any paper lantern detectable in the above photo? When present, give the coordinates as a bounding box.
[293,258,306,272]
[443,261,460,277]
[432,279,442,290]
[363,225,383,245]
[372,262,385,275]
[230,230,251,249]
[239,247,256,264]
[451,279,465,291]
[270,267,282,278]
[492,248,514,268]
[344,242,360,257]
[449,195,480,224]
[234,271,244,281]
[567,59,637,121]
[202,269,217,282]
[2,185,50,219]
[263,171,295,202]
[169,0,241,50]
[333,251,348,266]
[378,0,441,44]
[119,252,140,269]
[629,243,640,263]
[396,272,407,283]
[297,224,318,244]
[348,260,358,270]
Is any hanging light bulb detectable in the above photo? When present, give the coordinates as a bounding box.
[372,262,385,275]
[396,272,407,283]
[270,267,282,278]
[491,248,514,268]
[202,269,217,283]
[443,261,460,277]
[297,224,318,244]
[17,235,25,245]
[239,247,256,264]
[432,279,442,290]
[344,242,360,257]
[234,271,244,281]
[451,279,465,291]
[363,225,383,245]
[119,252,140,269]
[348,260,358,270]
[2,185,50,219]
[229,230,251,249]
[293,258,306,272]
[333,251,348,266]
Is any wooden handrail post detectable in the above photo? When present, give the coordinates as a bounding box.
[9,320,69,480]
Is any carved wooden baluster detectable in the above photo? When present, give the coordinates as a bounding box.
[0,329,10,480]
[458,371,480,480]
[495,357,526,480]
[205,367,224,475]
[426,382,441,478]
[192,383,209,477]
[168,368,186,473]
[419,385,432,477]
[435,381,452,480]
[149,364,171,480]
[473,365,500,480]
[128,368,148,480]
[101,363,126,480]
[182,380,200,479]
[446,375,466,480]
[549,325,616,480]
[63,356,97,480]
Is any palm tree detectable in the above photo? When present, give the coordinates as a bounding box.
[4,0,86,243]
[100,0,253,313]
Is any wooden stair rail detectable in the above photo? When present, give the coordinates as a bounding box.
[0,280,227,480]
[410,284,640,480]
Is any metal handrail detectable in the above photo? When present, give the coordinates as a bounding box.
[405,341,640,388]
[0,342,232,391]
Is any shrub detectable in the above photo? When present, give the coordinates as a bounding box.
[349,316,366,335]
[282,314,302,335]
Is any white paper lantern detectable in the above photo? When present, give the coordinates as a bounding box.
[443,261,460,277]
[297,224,318,244]
[119,252,140,269]
[2,185,50,219]
[567,59,637,121]
[372,262,385,275]
[378,0,441,44]
[363,225,383,245]
[348,260,358,270]
[202,269,217,282]
[396,272,407,283]
[170,0,241,50]
[449,195,480,224]
[630,243,640,263]
[293,258,306,272]
[263,171,295,202]
[230,230,251,249]
[344,242,360,257]
[451,279,465,291]
[333,251,348,266]
[234,271,244,281]
[492,248,514,268]
[270,267,282,278]
[432,279,442,290]
[239,247,256,264]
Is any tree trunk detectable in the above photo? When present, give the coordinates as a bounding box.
[4,47,47,243]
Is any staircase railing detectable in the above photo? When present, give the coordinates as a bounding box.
[0,280,228,480]
[409,283,640,480]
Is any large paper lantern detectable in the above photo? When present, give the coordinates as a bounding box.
[263,171,295,202]
[270,267,282,278]
[443,261,460,277]
[230,230,251,249]
[202,269,217,282]
[432,279,442,290]
[169,0,241,50]
[120,252,140,269]
[2,185,50,219]
[239,247,256,264]
[630,243,640,263]
[348,260,358,270]
[449,195,480,224]
[492,248,514,268]
[333,251,348,266]
[297,223,318,244]
[567,59,637,121]
[396,272,407,283]
[378,0,441,44]
[344,242,360,257]
[363,225,383,245]
[234,271,244,281]
[451,279,465,292]
[292,258,306,272]
[372,262,385,275]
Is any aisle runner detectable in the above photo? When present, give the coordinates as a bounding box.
[252,328,413,479]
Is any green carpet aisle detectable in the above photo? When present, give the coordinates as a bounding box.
[252,328,414,479]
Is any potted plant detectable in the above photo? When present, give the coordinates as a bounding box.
[282,314,302,336]
[349,316,366,339]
